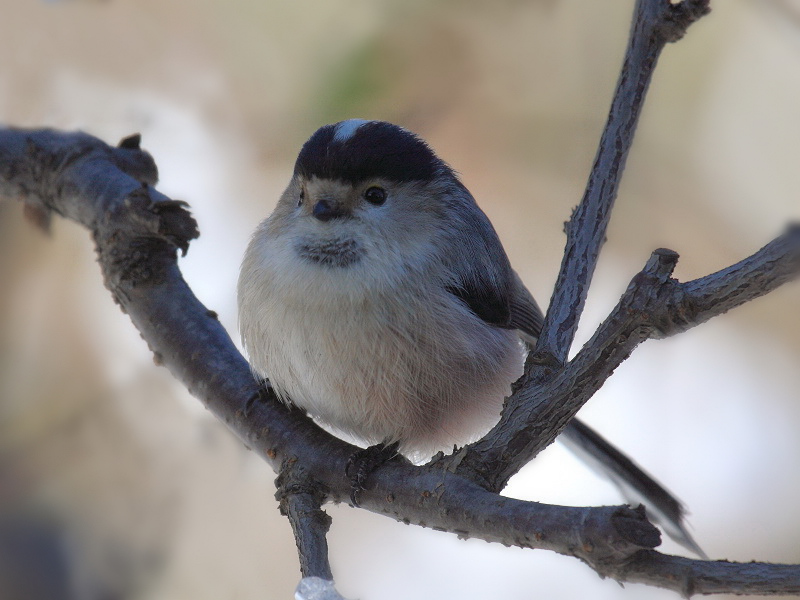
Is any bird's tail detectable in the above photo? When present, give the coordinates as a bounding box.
[560,418,707,558]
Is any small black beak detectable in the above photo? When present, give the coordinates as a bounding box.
[312,199,347,222]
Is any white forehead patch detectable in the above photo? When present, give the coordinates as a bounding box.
[333,119,370,143]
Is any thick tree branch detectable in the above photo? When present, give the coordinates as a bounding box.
[4,126,799,595]
[0,127,660,569]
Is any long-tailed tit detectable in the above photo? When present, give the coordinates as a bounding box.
[238,119,703,555]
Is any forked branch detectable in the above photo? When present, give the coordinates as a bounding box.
[452,234,800,491]
[535,0,711,365]
[447,0,716,488]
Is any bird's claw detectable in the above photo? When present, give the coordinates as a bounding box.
[345,441,400,506]
[243,380,273,417]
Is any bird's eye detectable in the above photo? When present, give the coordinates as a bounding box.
[297,187,305,207]
[364,186,387,206]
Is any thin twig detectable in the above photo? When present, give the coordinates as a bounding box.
[534,0,710,366]
[618,551,800,598]
[448,0,712,489]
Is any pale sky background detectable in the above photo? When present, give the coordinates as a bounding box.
[1,1,799,599]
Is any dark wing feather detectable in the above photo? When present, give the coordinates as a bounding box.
[440,183,517,329]
[507,270,544,341]
[446,279,510,327]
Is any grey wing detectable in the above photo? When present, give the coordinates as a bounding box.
[441,191,517,329]
[442,187,544,335]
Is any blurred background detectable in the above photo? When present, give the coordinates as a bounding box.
[1,0,799,599]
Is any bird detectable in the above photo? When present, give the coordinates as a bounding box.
[238,119,704,556]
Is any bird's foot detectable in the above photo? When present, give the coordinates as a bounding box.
[243,380,273,417]
[345,441,401,506]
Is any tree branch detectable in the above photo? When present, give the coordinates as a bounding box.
[534,0,711,366]
[2,125,799,597]
[618,551,800,597]
[276,465,334,580]
[442,0,718,488]
[0,126,661,572]
[450,233,800,490]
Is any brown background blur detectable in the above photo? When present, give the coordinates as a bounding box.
[1,1,799,599]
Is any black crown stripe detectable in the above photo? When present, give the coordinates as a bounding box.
[294,121,445,184]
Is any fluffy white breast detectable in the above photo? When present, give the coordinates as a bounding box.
[238,218,524,458]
